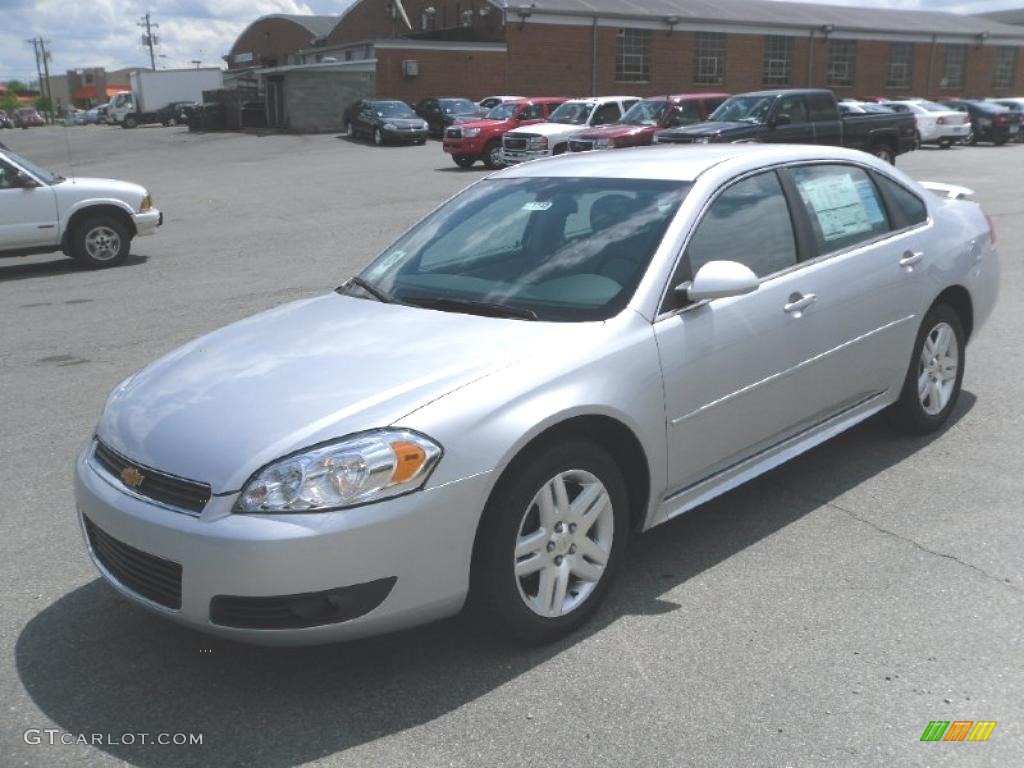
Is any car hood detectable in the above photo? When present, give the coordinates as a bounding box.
[658,121,755,139]
[575,124,654,140]
[54,177,147,206]
[382,117,426,128]
[452,117,511,131]
[513,122,588,138]
[97,294,580,492]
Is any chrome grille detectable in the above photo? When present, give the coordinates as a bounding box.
[93,439,211,514]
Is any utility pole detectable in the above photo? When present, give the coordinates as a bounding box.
[39,38,54,122]
[138,12,159,71]
[25,37,48,122]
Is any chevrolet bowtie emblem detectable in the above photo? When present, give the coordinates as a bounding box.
[120,466,144,488]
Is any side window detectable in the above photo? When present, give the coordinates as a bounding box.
[521,103,545,120]
[667,101,702,127]
[873,173,928,228]
[0,159,20,190]
[789,164,891,253]
[777,95,809,124]
[679,171,797,285]
[591,103,621,126]
[807,93,837,121]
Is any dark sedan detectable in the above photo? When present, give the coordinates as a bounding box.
[415,97,481,138]
[14,108,45,128]
[155,101,198,127]
[939,99,1021,145]
[343,99,429,146]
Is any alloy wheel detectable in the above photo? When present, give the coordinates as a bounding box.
[918,321,959,416]
[513,469,614,618]
[84,226,122,262]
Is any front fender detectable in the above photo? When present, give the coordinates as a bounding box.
[61,198,139,240]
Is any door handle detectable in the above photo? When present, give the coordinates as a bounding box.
[784,292,817,316]
[900,250,924,269]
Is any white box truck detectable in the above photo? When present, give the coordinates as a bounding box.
[109,68,224,128]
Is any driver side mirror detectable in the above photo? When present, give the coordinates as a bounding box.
[772,113,791,127]
[677,260,759,302]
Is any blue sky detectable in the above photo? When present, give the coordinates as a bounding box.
[0,0,1020,85]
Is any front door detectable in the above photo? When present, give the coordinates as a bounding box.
[0,158,58,250]
[765,93,813,144]
[655,170,827,493]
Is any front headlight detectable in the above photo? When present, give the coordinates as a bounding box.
[383,122,397,130]
[694,136,712,144]
[235,429,442,513]
[594,138,612,148]
[462,127,481,138]
[528,136,549,149]
[140,194,153,211]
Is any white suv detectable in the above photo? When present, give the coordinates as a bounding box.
[502,96,639,164]
[0,146,161,268]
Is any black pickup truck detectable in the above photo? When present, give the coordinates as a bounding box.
[654,89,916,163]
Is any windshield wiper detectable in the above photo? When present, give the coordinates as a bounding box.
[404,296,537,321]
[338,276,393,304]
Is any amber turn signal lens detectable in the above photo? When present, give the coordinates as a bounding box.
[391,441,427,483]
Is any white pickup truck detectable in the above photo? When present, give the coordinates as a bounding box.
[501,96,639,164]
[0,146,161,268]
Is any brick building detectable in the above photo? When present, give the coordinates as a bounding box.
[230,0,1024,131]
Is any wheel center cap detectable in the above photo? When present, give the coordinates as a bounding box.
[550,532,572,556]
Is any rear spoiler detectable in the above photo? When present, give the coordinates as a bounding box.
[920,181,975,200]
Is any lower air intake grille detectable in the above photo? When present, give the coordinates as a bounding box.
[85,516,183,609]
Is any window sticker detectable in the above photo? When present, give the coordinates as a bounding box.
[799,173,875,242]
[855,178,886,225]
[523,201,553,211]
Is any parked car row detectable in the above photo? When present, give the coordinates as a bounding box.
[1,108,46,128]
[843,96,1023,146]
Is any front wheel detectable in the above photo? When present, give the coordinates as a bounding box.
[71,216,131,268]
[373,128,383,146]
[469,440,629,644]
[483,140,504,170]
[889,303,965,434]
[453,155,476,168]
[122,115,138,129]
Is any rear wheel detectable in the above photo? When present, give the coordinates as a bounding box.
[453,155,476,168]
[469,440,629,644]
[889,303,965,434]
[71,216,131,268]
[871,143,895,164]
[483,140,504,170]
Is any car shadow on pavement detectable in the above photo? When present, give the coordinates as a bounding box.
[0,254,149,282]
[15,394,974,768]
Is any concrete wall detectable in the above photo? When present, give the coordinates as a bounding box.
[283,68,376,132]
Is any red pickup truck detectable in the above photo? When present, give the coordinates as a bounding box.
[442,96,568,169]
[568,93,729,152]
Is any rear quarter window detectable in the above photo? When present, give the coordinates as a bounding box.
[873,174,928,228]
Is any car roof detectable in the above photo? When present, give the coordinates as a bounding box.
[493,143,886,182]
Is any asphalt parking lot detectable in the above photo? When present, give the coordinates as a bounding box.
[1,125,1022,768]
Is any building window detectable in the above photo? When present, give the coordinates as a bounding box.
[694,32,726,85]
[887,42,913,88]
[827,39,856,87]
[763,36,793,86]
[993,46,1018,89]
[942,44,966,88]
[616,29,651,82]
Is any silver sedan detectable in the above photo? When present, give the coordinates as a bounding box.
[75,145,999,645]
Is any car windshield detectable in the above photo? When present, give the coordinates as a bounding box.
[487,102,520,120]
[354,177,690,322]
[621,100,669,126]
[2,149,61,184]
[549,102,595,125]
[440,99,478,115]
[375,102,416,118]
[710,95,776,124]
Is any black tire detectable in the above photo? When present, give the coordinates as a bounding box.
[122,115,138,129]
[416,138,426,145]
[483,140,504,170]
[468,439,630,645]
[71,216,131,268]
[967,132,977,146]
[939,140,952,149]
[871,143,895,164]
[888,303,966,435]
[453,155,476,168]
[373,127,383,146]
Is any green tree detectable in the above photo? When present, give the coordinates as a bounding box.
[33,95,52,112]
[5,79,28,94]
[0,92,20,113]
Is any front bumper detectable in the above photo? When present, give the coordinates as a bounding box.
[383,127,428,143]
[501,148,553,165]
[74,443,493,645]
[132,209,162,236]
[443,138,486,156]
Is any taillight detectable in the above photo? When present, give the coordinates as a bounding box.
[985,213,997,245]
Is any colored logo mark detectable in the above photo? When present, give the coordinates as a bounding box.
[920,721,997,742]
